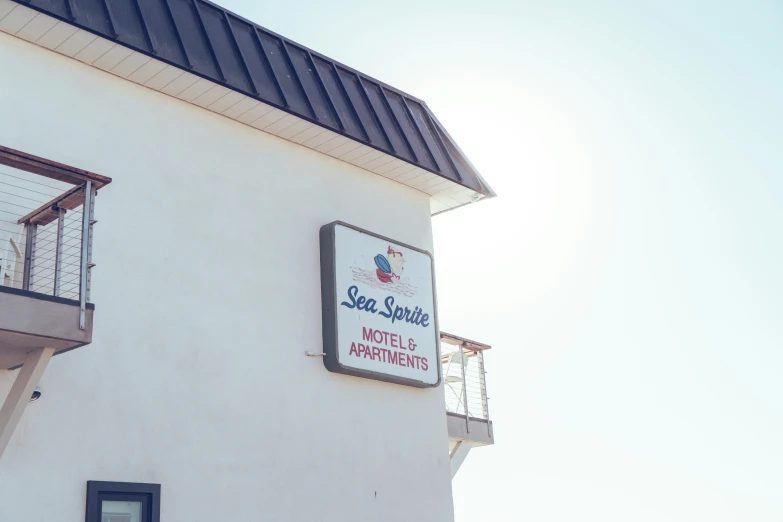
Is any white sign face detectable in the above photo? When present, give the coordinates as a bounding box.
[320,222,440,387]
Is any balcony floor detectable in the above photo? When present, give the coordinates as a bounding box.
[0,287,93,369]
[446,412,494,446]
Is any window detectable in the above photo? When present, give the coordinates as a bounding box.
[86,482,160,522]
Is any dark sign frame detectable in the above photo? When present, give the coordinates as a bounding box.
[320,221,442,388]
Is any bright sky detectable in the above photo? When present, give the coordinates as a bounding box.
[224,1,782,520]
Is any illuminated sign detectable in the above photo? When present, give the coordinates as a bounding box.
[320,222,441,387]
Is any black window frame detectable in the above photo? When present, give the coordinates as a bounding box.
[85,481,161,522]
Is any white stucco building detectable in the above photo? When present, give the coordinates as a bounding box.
[0,0,495,519]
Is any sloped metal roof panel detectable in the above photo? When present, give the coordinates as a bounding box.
[13,0,495,198]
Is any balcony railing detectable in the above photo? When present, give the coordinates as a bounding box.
[440,332,491,422]
[0,157,103,329]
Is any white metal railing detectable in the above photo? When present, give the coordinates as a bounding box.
[440,333,490,421]
[0,166,97,328]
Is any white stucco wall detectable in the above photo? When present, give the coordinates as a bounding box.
[0,31,454,522]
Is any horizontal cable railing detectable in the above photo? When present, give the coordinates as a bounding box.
[440,333,491,422]
[28,207,84,301]
[0,166,97,327]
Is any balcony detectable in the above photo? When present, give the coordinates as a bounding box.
[0,145,110,460]
[440,332,494,477]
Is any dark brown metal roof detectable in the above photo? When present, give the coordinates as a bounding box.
[11,0,495,198]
